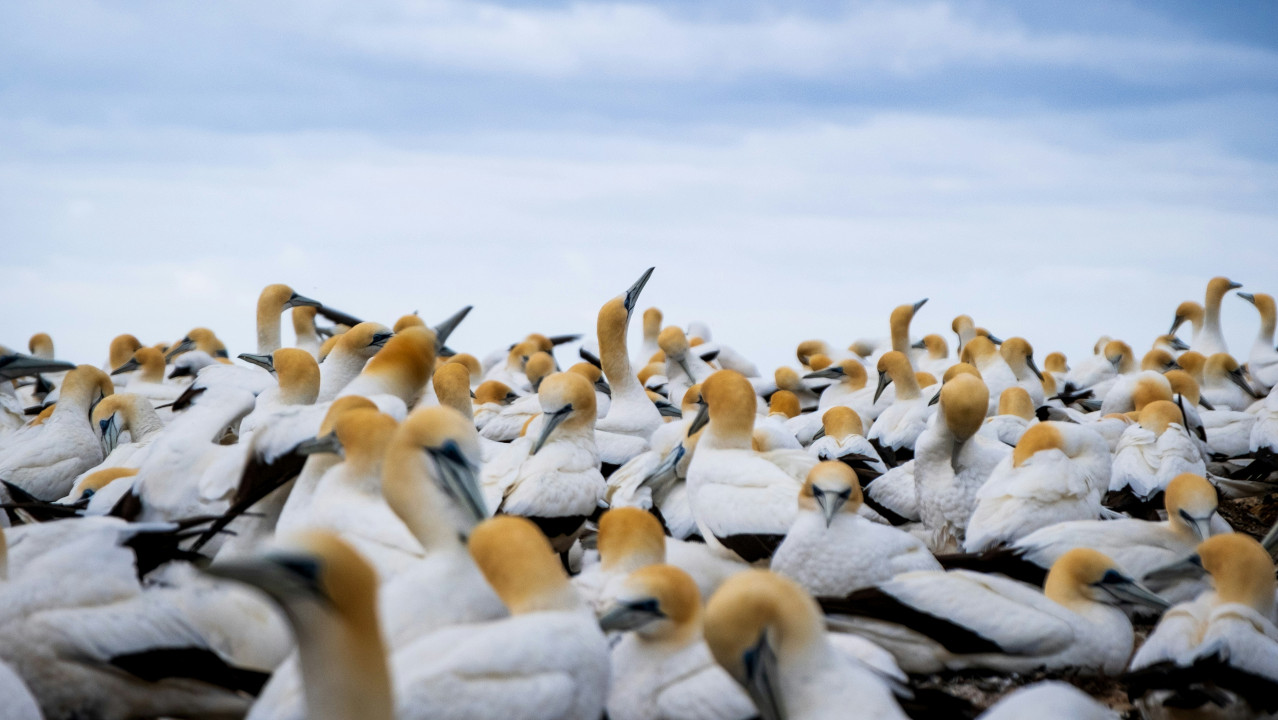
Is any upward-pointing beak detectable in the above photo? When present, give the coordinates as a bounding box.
[623,267,655,313]
[912,298,928,314]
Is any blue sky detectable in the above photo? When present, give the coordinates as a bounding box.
[3,1,1276,371]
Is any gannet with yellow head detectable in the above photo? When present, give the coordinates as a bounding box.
[481,372,604,554]
[337,326,436,412]
[1111,400,1207,500]
[978,386,1037,447]
[600,564,757,720]
[705,570,909,720]
[806,406,887,485]
[291,305,321,359]
[594,268,663,464]
[256,283,322,355]
[866,351,934,467]
[685,370,819,564]
[773,462,939,596]
[479,351,558,443]
[822,548,1166,675]
[386,515,609,720]
[911,373,1009,552]
[1238,290,1278,392]
[315,321,393,401]
[1191,276,1242,357]
[965,420,1111,552]
[238,348,321,434]
[1201,352,1262,411]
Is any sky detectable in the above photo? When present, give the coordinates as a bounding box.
[2,1,1277,373]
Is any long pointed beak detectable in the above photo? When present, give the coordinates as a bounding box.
[371,331,394,348]
[426,442,488,526]
[0,354,76,380]
[1169,315,1184,335]
[910,339,926,349]
[237,353,275,372]
[1169,336,1189,351]
[1104,577,1170,611]
[744,634,785,720]
[295,432,343,457]
[595,378,612,398]
[1142,555,1205,590]
[656,400,682,418]
[985,333,1004,345]
[101,412,123,456]
[676,358,695,382]
[1228,280,1242,290]
[1198,396,1215,410]
[816,492,846,528]
[532,406,573,455]
[873,370,891,404]
[912,298,928,314]
[285,292,322,310]
[1228,369,1261,399]
[640,443,685,493]
[1238,292,1256,305]
[432,305,473,348]
[687,402,710,435]
[110,358,140,376]
[803,367,844,380]
[623,267,655,313]
[812,427,826,440]
[1191,516,1213,543]
[165,338,195,361]
[1026,355,1043,382]
[598,602,659,633]
[928,390,940,406]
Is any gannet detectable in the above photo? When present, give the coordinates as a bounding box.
[315,322,393,401]
[482,372,604,553]
[753,391,803,452]
[431,362,504,461]
[110,346,181,405]
[104,333,142,374]
[823,548,1167,675]
[978,681,1118,719]
[255,283,322,355]
[914,374,1009,552]
[291,306,321,359]
[595,268,663,465]
[685,370,816,563]
[914,333,951,377]
[1110,400,1206,501]
[637,307,663,365]
[1129,534,1278,718]
[807,406,887,485]
[1200,352,1262,411]
[337,326,436,412]
[472,379,519,431]
[77,392,165,474]
[685,320,759,378]
[1239,291,1278,392]
[1169,300,1205,349]
[999,337,1045,407]
[600,564,756,720]
[1065,339,1135,404]
[1190,276,1241,357]
[0,365,113,500]
[804,357,876,425]
[773,462,939,596]
[660,326,715,409]
[388,516,610,720]
[704,570,909,720]
[206,531,393,720]
[867,351,932,466]
[238,348,320,434]
[959,337,1017,414]
[965,421,1110,552]
[979,386,1037,447]
[484,339,540,392]
[479,351,557,442]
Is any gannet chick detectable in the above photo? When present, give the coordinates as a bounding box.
[1238,291,1278,392]
[0,365,113,500]
[979,386,1037,447]
[256,283,322,355]
[965,421,1110,552]
[291,305,321,359]
[773,463,939,596]
[686,370,818,563]
[483,372,604,553]
[1110,400,1206,501]
[823,548,1167,675]
[914,374,1009,552]
[389,516,610,720]
[601,564,756,720]
[705,570,909,720]
[595,268,663,464]
[206,531,392,720]
[315,322,393,401]
[867,351,933,466]
[1201,352,1262,411]
[807,407,886,485]
[1190,276,1241,357]
[1129,534,1278,718]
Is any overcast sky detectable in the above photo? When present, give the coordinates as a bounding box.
[3,1,1277,373]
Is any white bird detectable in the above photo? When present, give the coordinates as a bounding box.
[1200,352,1263,412]
[822,548,1168,675]
[1239,291,1278,392]
[704,570,909,720]
[479,351,557,442]
[0,365,114,500]
[1110,400,1206,501]
[999,337,1046,408]
[599,564,756,720]
[965,421,1111,552]
[1189,276,1241,357]
[236,348,321,434]
[806,406,886,485]
[660,326,715,410]
[978,386,1037,447]
[110,346,183,405]
[594,268,663,466]
[1129,533,1278,719]
[315,322,394,402]
[685,370,817,564]
[482,372,604,553]
[291,306,322,359]
[866,351,933,467]
[977,682,1118,720]
[255,283,322,355]
[959,337,1018,415]
[772,462,939,596]
[914,374,1010,552]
